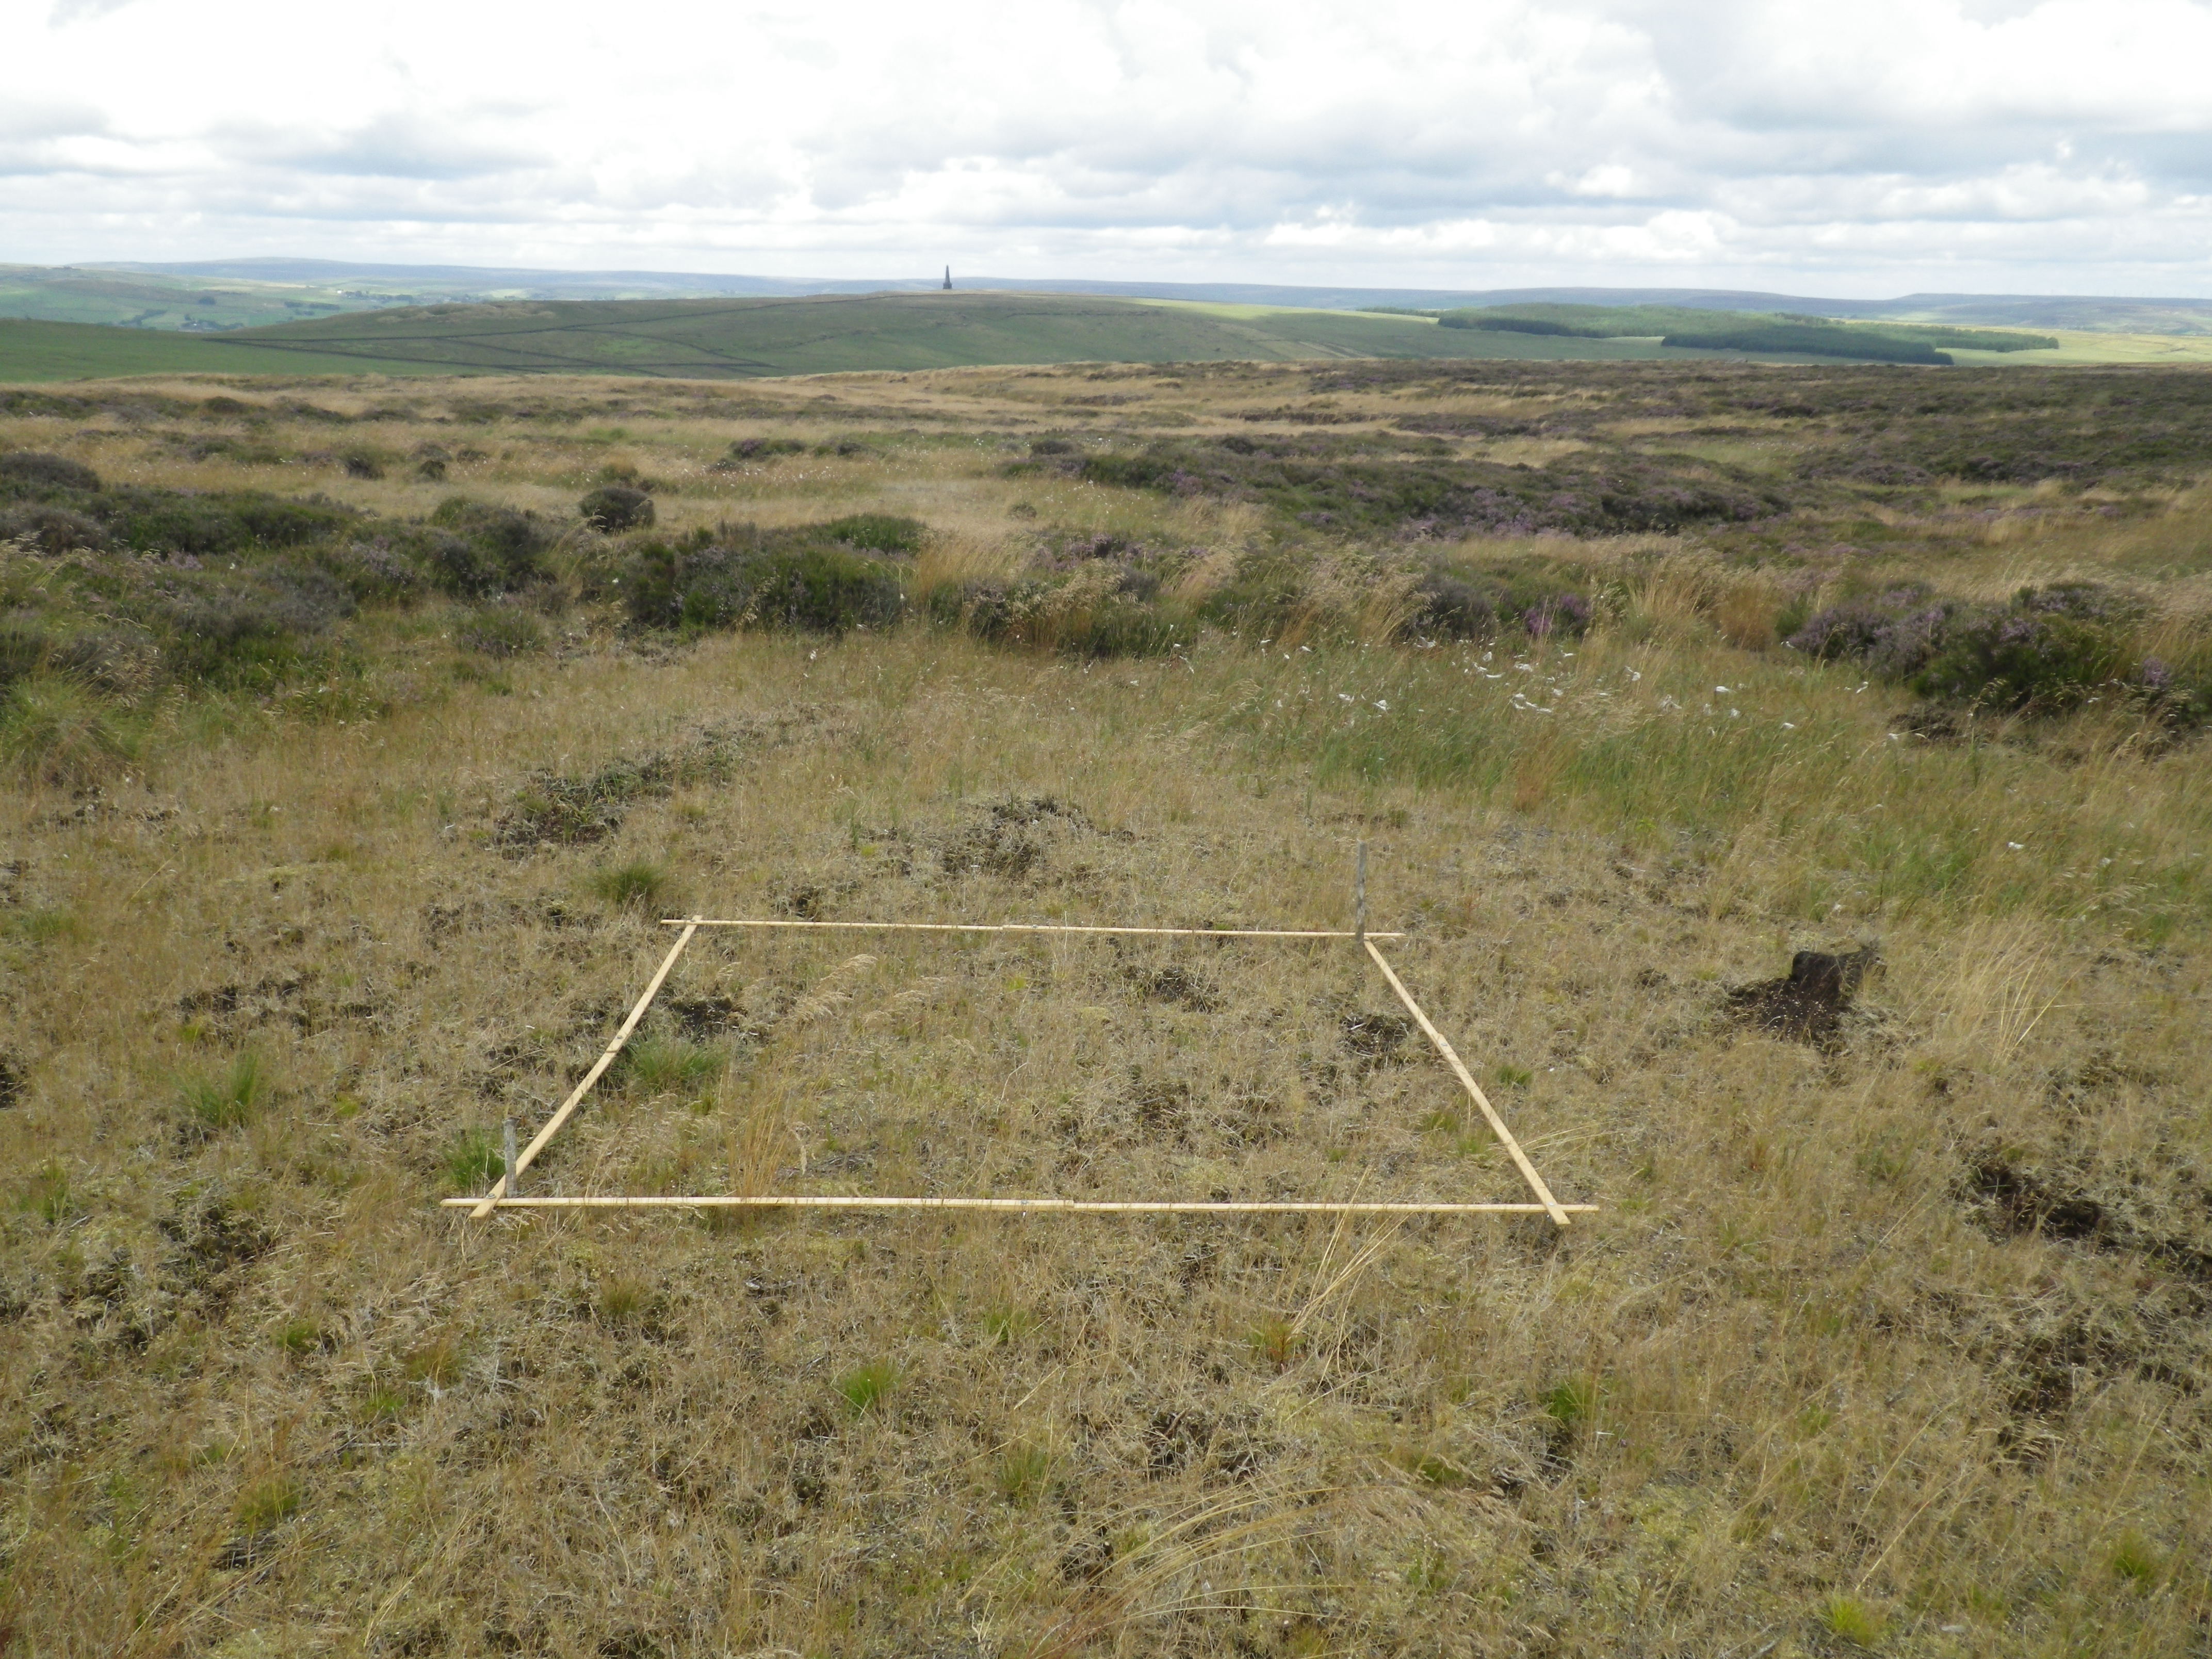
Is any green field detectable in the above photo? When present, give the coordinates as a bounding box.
[9,291,2212,384]
[0,318,442,380]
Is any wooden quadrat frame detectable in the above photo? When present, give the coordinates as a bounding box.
[444,894,1594,1228]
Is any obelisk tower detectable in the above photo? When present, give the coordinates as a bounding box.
[942,266,952,291]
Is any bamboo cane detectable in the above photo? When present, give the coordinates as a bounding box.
[446,1195,1599,1215]
[661,919,1401,939]
[465,920,700,1219]
[1363,938,1571,1227]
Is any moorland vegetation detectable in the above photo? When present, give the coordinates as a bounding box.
[0,356,2207,1656]
[1439,305,2062,364]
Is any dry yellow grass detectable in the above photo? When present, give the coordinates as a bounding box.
[1,363,2207,1658]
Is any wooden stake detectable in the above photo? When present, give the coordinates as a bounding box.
[661,918,1402,939]
[446,1195,1599,1216]
[1363,939,1571,1228]
[1355,840,1368,944]
[502,1117,519,1198]
[466,919,701,1219]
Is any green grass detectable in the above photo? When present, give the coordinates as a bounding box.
[620,1035,721,1098]
[178,1053,269,1133]
[995,1443,1054,1503]
[589,860,672,909]
[836,1359,899,1416]
[1815,1592,1887,1647]
[0,318,441,382]
[234,1476,302,1535]
[444,1128,506,1191]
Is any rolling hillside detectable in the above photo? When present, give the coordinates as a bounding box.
[7,290,2210,384]
[0,291,1910,384]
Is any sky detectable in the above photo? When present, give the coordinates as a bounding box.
[5,0,2210,296]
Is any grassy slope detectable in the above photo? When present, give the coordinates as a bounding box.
[1943,329,2212,366]
[0,318,456,381]
[10,293,2212,384]
[1,363,2208,1657]
[211,293,1326,377]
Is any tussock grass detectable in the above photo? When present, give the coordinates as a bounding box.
[177,1052,268,1134]
[589,859,672,909]
[1,361,2207,1657]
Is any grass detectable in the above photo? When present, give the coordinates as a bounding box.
[177,1053,268,1133]
[836,1359,899,1416]
[1815,1592,1887,1647]
[621,1034,721,1098]
[996,1442,1054,1503]
[0,317,438,382]
[0,357,2206,1657]
[0,674,134,787]
[589,859,673,909]
[233,1476,301,1535]
[443,1127,506,1190]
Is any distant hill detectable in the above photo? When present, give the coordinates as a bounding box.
[56,291,1981,381]
[6,290,2210,384]
[46,259,2212,335]
[169,292,1688,378]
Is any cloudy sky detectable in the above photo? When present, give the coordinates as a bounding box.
[5,0,2210,295]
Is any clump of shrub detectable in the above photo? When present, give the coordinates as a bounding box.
[497,756,679,849]
[1786,579,2199,719]
[927,565,1183,658]
[819,513,925,555]
[1406,565,1593,642]
[579,484,654,532]
[0,451,102,493]
[416,497,556,597]
[111,491,361,557]
[316,540,426,604]
[153,565,355,691]
[623,524,905,634]
[0,503,108,554]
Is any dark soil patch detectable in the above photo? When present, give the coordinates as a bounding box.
[1969,1159,2107,1242]
[1133,965,1218,1012]
[939,795,1092,879]
[1964,1158,2212,1283]
[494,717,828,852]
[1726,944,1881,1045]
[1341,1011,1416,1070]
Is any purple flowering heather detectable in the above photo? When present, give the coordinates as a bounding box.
[1522,593,1591,638]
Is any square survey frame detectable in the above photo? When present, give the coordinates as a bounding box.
[444,915,1594,1228]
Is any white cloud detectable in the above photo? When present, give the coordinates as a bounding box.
[0,0,2207,292]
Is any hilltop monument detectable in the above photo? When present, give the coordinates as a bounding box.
[942,266,952,290]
